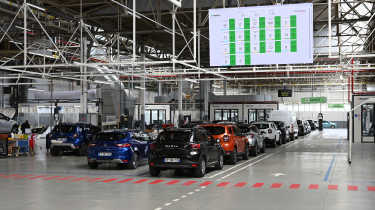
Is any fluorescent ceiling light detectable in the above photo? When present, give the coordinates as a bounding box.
[27,3,46,11]
[15,26,31,32]
[9,40,23,45]
[185,78,199,84]
[167,0,182,7]
[29,88,46,92]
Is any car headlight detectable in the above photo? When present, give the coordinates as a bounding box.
[190,151,199,156]
[248,137,254,144]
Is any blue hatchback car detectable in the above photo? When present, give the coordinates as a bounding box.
[87,131,150,169]
[48,123,100,156]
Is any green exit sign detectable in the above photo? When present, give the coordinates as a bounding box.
[328,104,344,108]
[301,97,327,104]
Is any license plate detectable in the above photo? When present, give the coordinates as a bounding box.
[99,152,112,157]
[164,158,180,163]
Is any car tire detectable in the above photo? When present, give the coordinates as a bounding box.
[331,125,335,128]
[250,143,258,156]
[242,145,249,160]
[79,143,88,156]
[128,153,138,169]
[229,148,238,165]
[193,158,206,178]
[260,141,266,153]
[88,162,98,169]
[290,134,295,141]
[215,153,224,170]
[149,166,160,177]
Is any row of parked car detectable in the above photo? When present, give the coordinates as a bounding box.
[46,119,300,177]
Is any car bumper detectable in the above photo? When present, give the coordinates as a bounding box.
[50,143,77,150]
[150,158,200,169]
[88,158,127,164]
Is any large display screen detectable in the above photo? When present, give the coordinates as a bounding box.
[209,3,313,66]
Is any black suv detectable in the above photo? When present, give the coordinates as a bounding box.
[148,128,224,177]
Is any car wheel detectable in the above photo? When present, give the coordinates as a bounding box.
[260,141,266,153]
[291,134,295,141]
[193,158,206,177]
[128,153,138,169]
[229,148,238,165]
[149,166,160,177]
[79,143,88,156]
[331,125,335,128]
[88,162,98,169]
[250,143,258,156]
[242,145,249,160]
[215,153,224,170]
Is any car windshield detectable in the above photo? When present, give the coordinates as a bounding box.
[53,125,76,133]
[96,133,127,141]
[157,131,193,142]
[254,124,269,129]
[202,126,225,135]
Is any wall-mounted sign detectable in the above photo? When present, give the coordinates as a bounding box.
[301,97,327,104]
[328,104,344,108]
[278,89,292,97]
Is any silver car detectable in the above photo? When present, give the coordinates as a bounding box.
[239,124,266,156]
[0,113,18,133]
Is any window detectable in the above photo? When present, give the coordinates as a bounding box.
[214,109,239,121]
[233,126,242,136]
[144,109,167,125]
[203,126,225,135]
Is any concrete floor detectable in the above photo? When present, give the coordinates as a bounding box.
[1,129,374,210]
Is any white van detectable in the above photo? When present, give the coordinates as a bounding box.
[268,110,298,140]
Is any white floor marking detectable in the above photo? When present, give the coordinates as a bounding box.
[164,203,171,206]
[195,189,200,192]
[181,195,187,198]
[217,140,301,180]
[187,192,194,195]
[205,153,267,179]
[173,199,180,202]
[201,186,206,189]
[154,208,162,210]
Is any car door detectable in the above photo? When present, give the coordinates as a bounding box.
[233,126,245,153]
[200,131,216,164]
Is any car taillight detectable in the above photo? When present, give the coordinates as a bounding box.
[223,135,229,142]
[116,143,131,148]
[88,143,96,147]
[191,143,201,149]
[268,129,272,134]
[150,143,156,150]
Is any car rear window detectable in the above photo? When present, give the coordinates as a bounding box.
[53,125,76,133]
[96,133,127,141]
[202,126,225,135]
[157,131,193,142]
[254,124,269,129]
